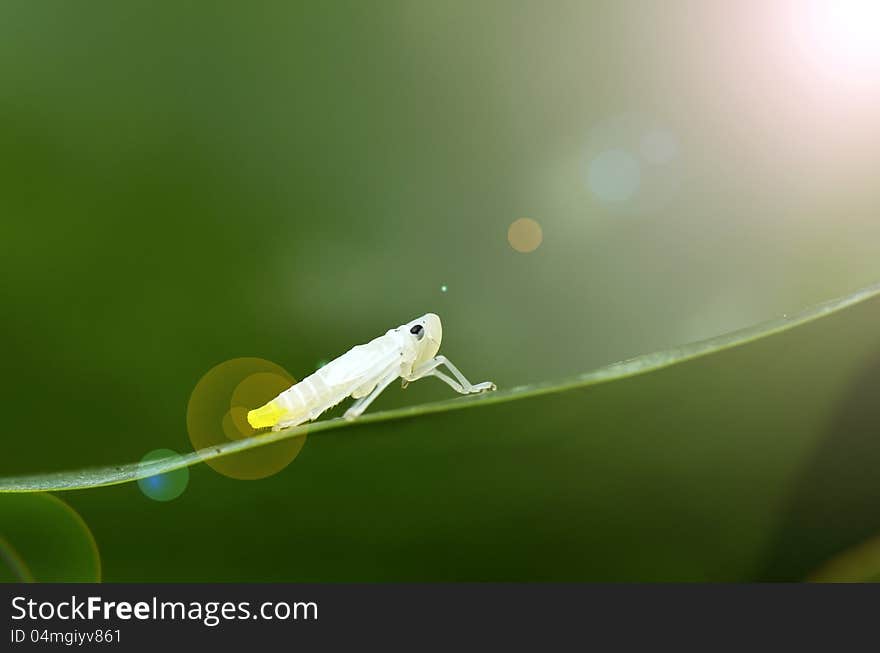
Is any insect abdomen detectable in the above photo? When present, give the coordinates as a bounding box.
[247,335,404,429]
[247,371,335,429]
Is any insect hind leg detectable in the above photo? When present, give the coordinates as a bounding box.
[407,356,496,394]
[344,369,399,420]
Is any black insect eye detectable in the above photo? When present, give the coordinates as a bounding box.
[410,324,424,339]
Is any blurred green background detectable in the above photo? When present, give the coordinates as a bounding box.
[2,1,879,581]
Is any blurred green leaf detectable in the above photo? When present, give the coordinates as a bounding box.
[808,535,880,583]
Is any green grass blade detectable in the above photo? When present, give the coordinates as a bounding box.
[3,279,880,494]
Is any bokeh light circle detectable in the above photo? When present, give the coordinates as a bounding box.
[187,357,307,480]
[584,113,683,213]
[588,149,641,202]
[137,449,190,501]
[0,536,34,582]
[507,218,543,253]
[640,130,679,165]
[0,493,101,582]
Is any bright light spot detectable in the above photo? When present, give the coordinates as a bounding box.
[507,218,543,253]
[640,130,679,165]
[801,0,880,79]
[588,149,641,203]
[316,359,329,369]
[440,284,448,293]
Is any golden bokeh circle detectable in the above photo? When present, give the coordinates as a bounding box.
[186,358,307,480]
[507,218,543,253]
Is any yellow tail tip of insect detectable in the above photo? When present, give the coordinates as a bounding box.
[247,401,285,429]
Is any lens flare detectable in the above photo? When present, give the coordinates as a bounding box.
[588,149,641,203]
[581,114,682,215]
[640,130,679,165]
[137,449,189,501]
[507,218,543,253]
[800,0,880,80]
[0,494,101,582]
[0,536,33,582]
[187,357,307,480]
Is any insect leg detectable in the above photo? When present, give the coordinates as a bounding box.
[343,369,400,420]
[407,356,496,394]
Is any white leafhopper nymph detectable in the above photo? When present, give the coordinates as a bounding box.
[247,313,496,430]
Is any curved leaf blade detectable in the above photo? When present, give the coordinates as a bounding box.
[2,279,880,494]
